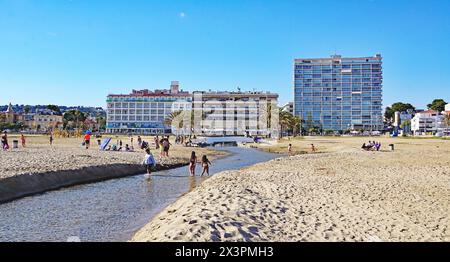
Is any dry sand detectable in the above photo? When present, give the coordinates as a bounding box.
[132,137,450,242]
[0,135,224,180]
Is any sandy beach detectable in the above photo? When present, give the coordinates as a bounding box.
[132,137,450,242]
[0,135,224,180]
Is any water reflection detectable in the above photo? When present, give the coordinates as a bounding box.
[0,147,279,242]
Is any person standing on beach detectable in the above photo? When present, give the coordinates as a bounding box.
[310,144,316,153]
[154,136,160,150]
[49,133,54,146]
[143,148,156,176]
[201,155,212,176]
[1,131,9,151]
[84,133,91,149]
[189,151,198,176]
[137,136,142,147]
[21,134,26,148]
[162,136,171,157]
[288,144,293,156]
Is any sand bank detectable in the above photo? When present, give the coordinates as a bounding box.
[132,137,450,242]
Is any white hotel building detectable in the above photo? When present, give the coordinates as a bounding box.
[411,110,445,135]
[106,81,191,134]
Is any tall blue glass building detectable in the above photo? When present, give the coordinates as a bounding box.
[294,55,383,131]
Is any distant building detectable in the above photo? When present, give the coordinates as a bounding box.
[445,104,450,114]
[106,81,192,134]
[294,54,383,131]
[33,113,63,132]
[192,90,279,136]
[282,102,294,115]
[1,103,23,123]
[411,110,444,135]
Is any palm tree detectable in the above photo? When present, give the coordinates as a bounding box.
[278,109,292,138]
[290,115,302,137]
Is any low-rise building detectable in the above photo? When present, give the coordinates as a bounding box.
[282,102,294,115]
[411,110,444,135]
[1,103,23,124]
[33,113,63,132]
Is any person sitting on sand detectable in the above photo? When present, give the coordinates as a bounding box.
[201,155,212,176]
[376,142,381,151]
[310,144,316,153]
[143,148,156,175]
[189,151,198,176]
[21,134,26,148]
[361,143,368,151]
[125,144,133,152]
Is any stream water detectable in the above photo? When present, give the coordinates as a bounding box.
[0,147,279,242]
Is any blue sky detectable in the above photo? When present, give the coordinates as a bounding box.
[0,0,449,109]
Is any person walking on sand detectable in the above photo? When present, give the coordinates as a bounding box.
[137,136,142,147]
[288,144,293,156]
[49,133,54,146]
[310,144,316,153]
[143,148,156,176]
[201,155,212,176]
[1,131,9,151]
[154,136,160,150]
[162,136,171,157]
[189,151,198,176]
[21,134,26,148]
[84,133,91,149]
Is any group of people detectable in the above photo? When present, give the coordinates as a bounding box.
[361,141,382,151]
[287,143,316,156]
[1,131,28,151]
[140,135,212,177]
[188,151,212,176]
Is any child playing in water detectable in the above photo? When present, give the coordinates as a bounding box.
[201,155,212,176]
[189,151,198,176]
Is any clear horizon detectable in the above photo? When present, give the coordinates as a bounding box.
[1,0,449,109]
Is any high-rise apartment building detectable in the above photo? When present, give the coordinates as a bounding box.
[294,55,383,131]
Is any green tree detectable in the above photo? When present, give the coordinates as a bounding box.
[278,109,292,138]
[384,102,416,123]
[23,105,30,114]
[47,104,61,114]
[427,99,447,112]
[289,115,302,137]
[444,114,450,136]
[63,110,86,130]
[96,116,106,131]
